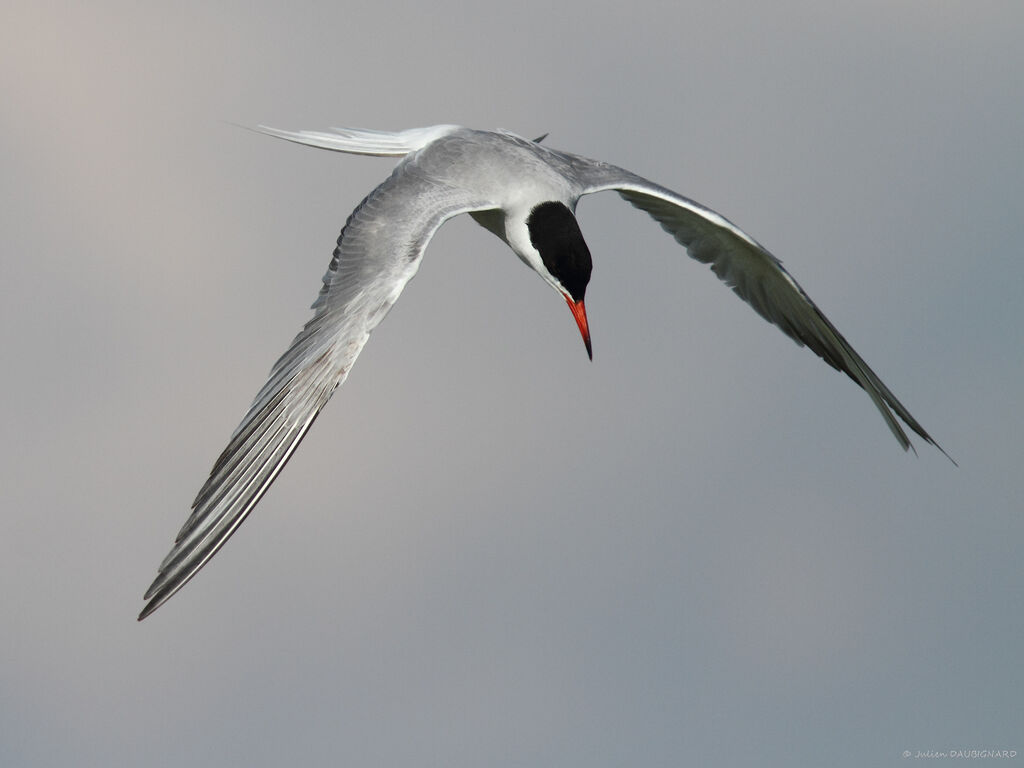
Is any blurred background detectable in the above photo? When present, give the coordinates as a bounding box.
[2,2,1021,765]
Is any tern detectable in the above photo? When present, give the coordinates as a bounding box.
[139,124,951,620]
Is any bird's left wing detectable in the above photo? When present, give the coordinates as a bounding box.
[567,158,951,461]
[140,162,496,620]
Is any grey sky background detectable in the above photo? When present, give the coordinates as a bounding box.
[2,2,1021,766]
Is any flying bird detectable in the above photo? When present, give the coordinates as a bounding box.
[139,124,951,620]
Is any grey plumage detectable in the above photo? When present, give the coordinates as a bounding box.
[139,125,951,620]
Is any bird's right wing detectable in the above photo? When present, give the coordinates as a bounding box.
[140,158,496,620]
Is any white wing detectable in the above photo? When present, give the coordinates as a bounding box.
[140,160,495,619]
[566,157,952,462]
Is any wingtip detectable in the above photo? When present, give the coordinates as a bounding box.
[904,432,958,467]
[138,585,174,621]
[933,441,959,467]
[137,589,160,621]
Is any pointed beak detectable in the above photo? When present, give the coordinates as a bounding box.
[565,296,592,360]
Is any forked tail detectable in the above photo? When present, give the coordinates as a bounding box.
[252,124,460,156]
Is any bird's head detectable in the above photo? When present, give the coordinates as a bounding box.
[523,201,593,359]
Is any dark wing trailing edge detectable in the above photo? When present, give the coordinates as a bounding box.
[139,163,496,620]
[570,159,953,463]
